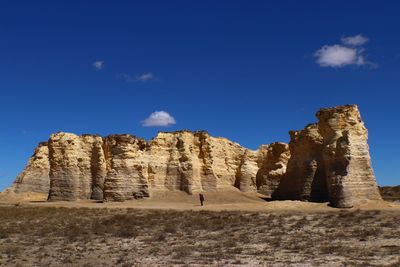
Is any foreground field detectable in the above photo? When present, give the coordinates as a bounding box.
[0,203,399,266]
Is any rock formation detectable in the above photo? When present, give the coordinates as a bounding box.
[8,142,50,194]
[5,104,383,208]
[48,133,107,201]
[256,142,290,196]
[273,105,381,207]
[17,130,279,202]
[272,124,328,202]
[317,105,382,207]
[103,134,149,201]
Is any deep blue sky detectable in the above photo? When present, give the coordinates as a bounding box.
[1,0,399,190]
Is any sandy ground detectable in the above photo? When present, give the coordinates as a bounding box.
[1,190,399,212]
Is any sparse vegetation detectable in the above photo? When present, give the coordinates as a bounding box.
[0,205,398,266]
[380,186,400,201]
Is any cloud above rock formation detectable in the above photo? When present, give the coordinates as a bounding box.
[314,34,376,68]
[141,111,176,127]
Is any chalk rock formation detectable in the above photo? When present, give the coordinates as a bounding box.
[317,105,382,208]
[48,133,107,201]
[9,142,50,194]
[273,104,381,207]
[145,131,257,195]
[235,150,259,192]
[45,131,272,201]
[273,124,328,202]
[6,104,382,208]
[103,134,149,201]
[256,142,290,196]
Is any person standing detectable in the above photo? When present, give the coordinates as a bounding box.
[199,193,205,206]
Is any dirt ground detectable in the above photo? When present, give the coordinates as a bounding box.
[0,191,399,266]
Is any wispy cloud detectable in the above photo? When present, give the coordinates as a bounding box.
[141,111,176,127]
[120,72,155,82]
[135,72,154,82]
[314,34,376,68]
[341,34,369,46]
[92,60,104,70]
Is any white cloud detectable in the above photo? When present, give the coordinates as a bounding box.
[92,60,104,70]
[314,34,376,68]
[341,34,369,46]
[135,72,154,82]
[141,111,176,127]
[315,45,363,67]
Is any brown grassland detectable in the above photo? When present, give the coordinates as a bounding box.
[0,202,399,267]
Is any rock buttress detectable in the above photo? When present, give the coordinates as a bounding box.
[256,142,290,196]
[235,150,259,192]
[48,133,107,201]
[103,135,149,201]
[317,105,382,208]
[147,131,257,194]
[272,124,328,201]
[10,142,50,194]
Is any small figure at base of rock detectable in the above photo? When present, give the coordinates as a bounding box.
[199,193,205,206]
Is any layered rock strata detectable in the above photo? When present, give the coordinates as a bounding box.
[48,133,107,201]
[273,105,381,207]
[256,142,290,196]
[20,131,284,202]
[103,135,149,201]
[8,142,50,194]
[317,105,382,207]
[272,124,328,202]
[6,105,382,208]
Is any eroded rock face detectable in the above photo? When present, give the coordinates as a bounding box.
[103,135,149,201]
[48,133,107,201]
[317,105,382,208]
[10,142,50,194]
[272,105,381,207]
[43,131,272,201]
[273,124,328,202]
[6,104,382,207]
[146,131,257,195]
[256,142,290,196]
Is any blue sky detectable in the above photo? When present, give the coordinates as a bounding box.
[1,0,399,190]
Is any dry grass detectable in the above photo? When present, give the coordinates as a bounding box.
[380,186,400,201]
[0,206,399,266]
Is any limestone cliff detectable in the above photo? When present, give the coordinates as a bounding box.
[103,134,149,201]
[9,142,50,194]
[272,124,328,202]
[5,104,382,208]
[273,104,381,207]
[317,105,382,207]
[48,133,107,201]
[43,131,276,201]
[256,142,290,196]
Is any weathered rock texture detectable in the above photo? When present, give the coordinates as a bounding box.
[272,124,328,202]
[48,133,107,201]
[45,131,280,202]
[6,105,382,208]
[8,142,50,194]
[273,105,381,207]
[103,135,149,201]
[256,143,290,196]
[317,105,382,207]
